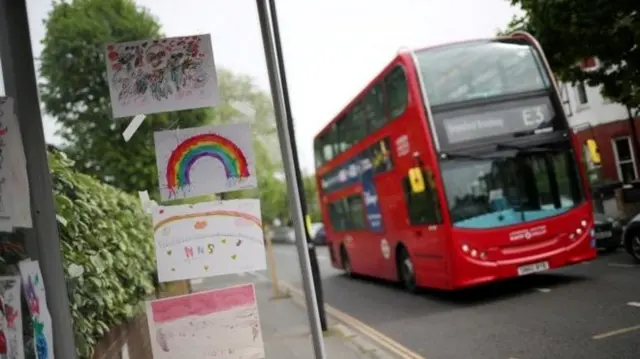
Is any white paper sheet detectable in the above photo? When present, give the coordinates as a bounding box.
[146,284,264,359]
[152,199,266,283]
[105,34,220,119]
[154,123,257,201]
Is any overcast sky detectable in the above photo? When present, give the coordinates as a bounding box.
[1,0,521,172]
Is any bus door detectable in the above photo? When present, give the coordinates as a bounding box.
[400,161,449,286]
[360,139,398,279]
[360,168,391,276]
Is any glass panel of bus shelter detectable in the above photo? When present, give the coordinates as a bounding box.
[414,39,552,107]
[439,149,584,229]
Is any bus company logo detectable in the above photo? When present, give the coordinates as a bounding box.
[509,225,547,241]
[345,235,354,246]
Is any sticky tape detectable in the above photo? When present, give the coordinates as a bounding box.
[122,114,146,142]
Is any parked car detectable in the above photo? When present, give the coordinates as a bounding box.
[593,212,623,252]
[310,223,326,245]
[622,213,640,262]
[270,225,295,244]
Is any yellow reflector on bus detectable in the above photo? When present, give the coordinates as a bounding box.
[408,167,426,193]
[586,139,601,164]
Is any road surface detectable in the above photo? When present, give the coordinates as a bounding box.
[268,244,640,359]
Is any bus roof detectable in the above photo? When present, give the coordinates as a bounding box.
[313,34,529,142]
[313,52,407,142]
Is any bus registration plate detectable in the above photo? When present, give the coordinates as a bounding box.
[517,261,549,276]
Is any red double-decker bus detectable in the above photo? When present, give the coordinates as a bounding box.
[313,32,596,291]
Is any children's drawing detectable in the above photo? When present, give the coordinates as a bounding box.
[0,98,15,232]
[105,34,220,119]
[152,199,266,283]
[154,123,257,201]
[146,284,264,359]
[18,261,53,359]
[0,276,24,359]
[0,97,31,230]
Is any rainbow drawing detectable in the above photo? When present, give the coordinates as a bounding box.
[153,210,262,233]
[165,133,250,190]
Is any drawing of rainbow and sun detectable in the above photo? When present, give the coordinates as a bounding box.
[153,122,258,201]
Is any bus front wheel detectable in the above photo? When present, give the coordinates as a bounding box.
[340,245,353,276]
[397,247,417,292]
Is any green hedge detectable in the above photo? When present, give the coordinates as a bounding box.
[50,150,156,358]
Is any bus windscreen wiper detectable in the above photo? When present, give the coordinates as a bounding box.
[440,150,513,160]
[439,151,485,160]
[495,143,560,153]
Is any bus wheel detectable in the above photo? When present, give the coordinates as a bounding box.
[340,245,353,276]
[398,248,417,292]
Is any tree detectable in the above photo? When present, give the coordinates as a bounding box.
[501,0,640,110]
[40,0,280,195]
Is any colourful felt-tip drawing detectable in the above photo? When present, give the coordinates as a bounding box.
[104,34,220,119]
[154,123,257,200]
[152,199,266,283]
[18,260,53,359]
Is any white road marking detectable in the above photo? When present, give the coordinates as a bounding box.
[536,288,551,293]
[592,324,640,340]
[608,263,638,268]
[627,302,640,308]
[190,278,204,285]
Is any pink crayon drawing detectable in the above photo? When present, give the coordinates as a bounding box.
[146,284,264,358]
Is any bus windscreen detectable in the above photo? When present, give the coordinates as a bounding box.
[415,39,552,107]
[439,148,584,229]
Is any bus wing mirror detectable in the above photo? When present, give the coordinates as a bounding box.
[408,167,426,193]
[586,139,601,164]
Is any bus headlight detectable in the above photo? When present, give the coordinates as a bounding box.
[461,243,488,260]
[581,220,588,227]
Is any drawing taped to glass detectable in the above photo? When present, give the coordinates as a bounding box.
[152,199,266,283]
[0,276,24,359]
[154,123,257,201]
[146,284,264,359]
[0,97,31,230]
[0,98,14,232]
[105,34,220,119]
[18,261,53,359]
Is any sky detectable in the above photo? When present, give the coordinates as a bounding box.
[1,0,522,173]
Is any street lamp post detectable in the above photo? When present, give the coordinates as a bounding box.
[256,0,327,357]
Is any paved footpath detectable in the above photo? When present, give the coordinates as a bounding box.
[191,272,398,359]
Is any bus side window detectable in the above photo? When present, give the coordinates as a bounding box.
[366,83,386,132]
[328,200,347,231]
[345,195,366,230]
[402,170,442,225]
[328,196,367,231]
[384,66,408,119]
[314,138,324,168]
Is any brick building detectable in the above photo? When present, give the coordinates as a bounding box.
[562,79,640,184]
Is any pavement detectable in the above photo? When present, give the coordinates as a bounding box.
[268,243,640,359]
[190,270,398,358]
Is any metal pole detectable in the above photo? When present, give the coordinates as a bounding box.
[255,1,327,358]
[0,0,78,358]
[267,0,328,331]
